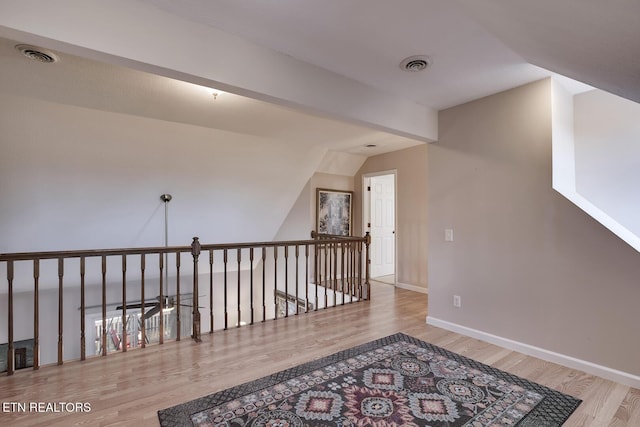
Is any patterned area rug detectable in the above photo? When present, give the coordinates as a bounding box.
[158,333,581,426]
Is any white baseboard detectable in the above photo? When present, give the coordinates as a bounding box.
[426,316,640,389]
[396,282,428,294]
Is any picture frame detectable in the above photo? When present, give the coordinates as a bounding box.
[316,188,353,236]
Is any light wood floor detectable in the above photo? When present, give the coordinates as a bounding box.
[1,283,639,426]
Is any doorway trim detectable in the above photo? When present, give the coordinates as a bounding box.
[362,169,397,286]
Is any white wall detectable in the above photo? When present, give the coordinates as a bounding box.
[552,85,640,252]
[0,94,324,259]
[574,90,640,237]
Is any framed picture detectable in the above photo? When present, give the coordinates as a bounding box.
[316,188,353,236]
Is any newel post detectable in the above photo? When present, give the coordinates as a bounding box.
[191,237,202,342]
[364,232,371,300]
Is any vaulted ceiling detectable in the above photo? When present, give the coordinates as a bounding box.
[3,0,636,152]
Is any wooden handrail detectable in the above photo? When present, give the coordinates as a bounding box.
[0,235,366,261]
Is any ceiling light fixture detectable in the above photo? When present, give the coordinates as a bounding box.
[15,44,58,63]
[399,55,431,72]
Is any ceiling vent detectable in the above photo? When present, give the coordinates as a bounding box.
[15,44,58,63]
[400,55,431,72]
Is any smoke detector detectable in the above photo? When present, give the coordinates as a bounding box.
[15,44,58,63]
[399,55,431,72]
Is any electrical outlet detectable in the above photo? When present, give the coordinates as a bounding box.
[453,295,461,308]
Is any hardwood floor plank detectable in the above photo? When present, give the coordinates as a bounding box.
[611,388,640,427]
[0,283,638,426]
[566,378,629,426]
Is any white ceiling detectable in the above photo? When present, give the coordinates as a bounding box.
[1,0,638,156]
[0,36,422,158]
[138,0,626,108]
[138,0,556,110]
[457,0,640,105]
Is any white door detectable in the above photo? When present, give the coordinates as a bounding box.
[369,174,395,278]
